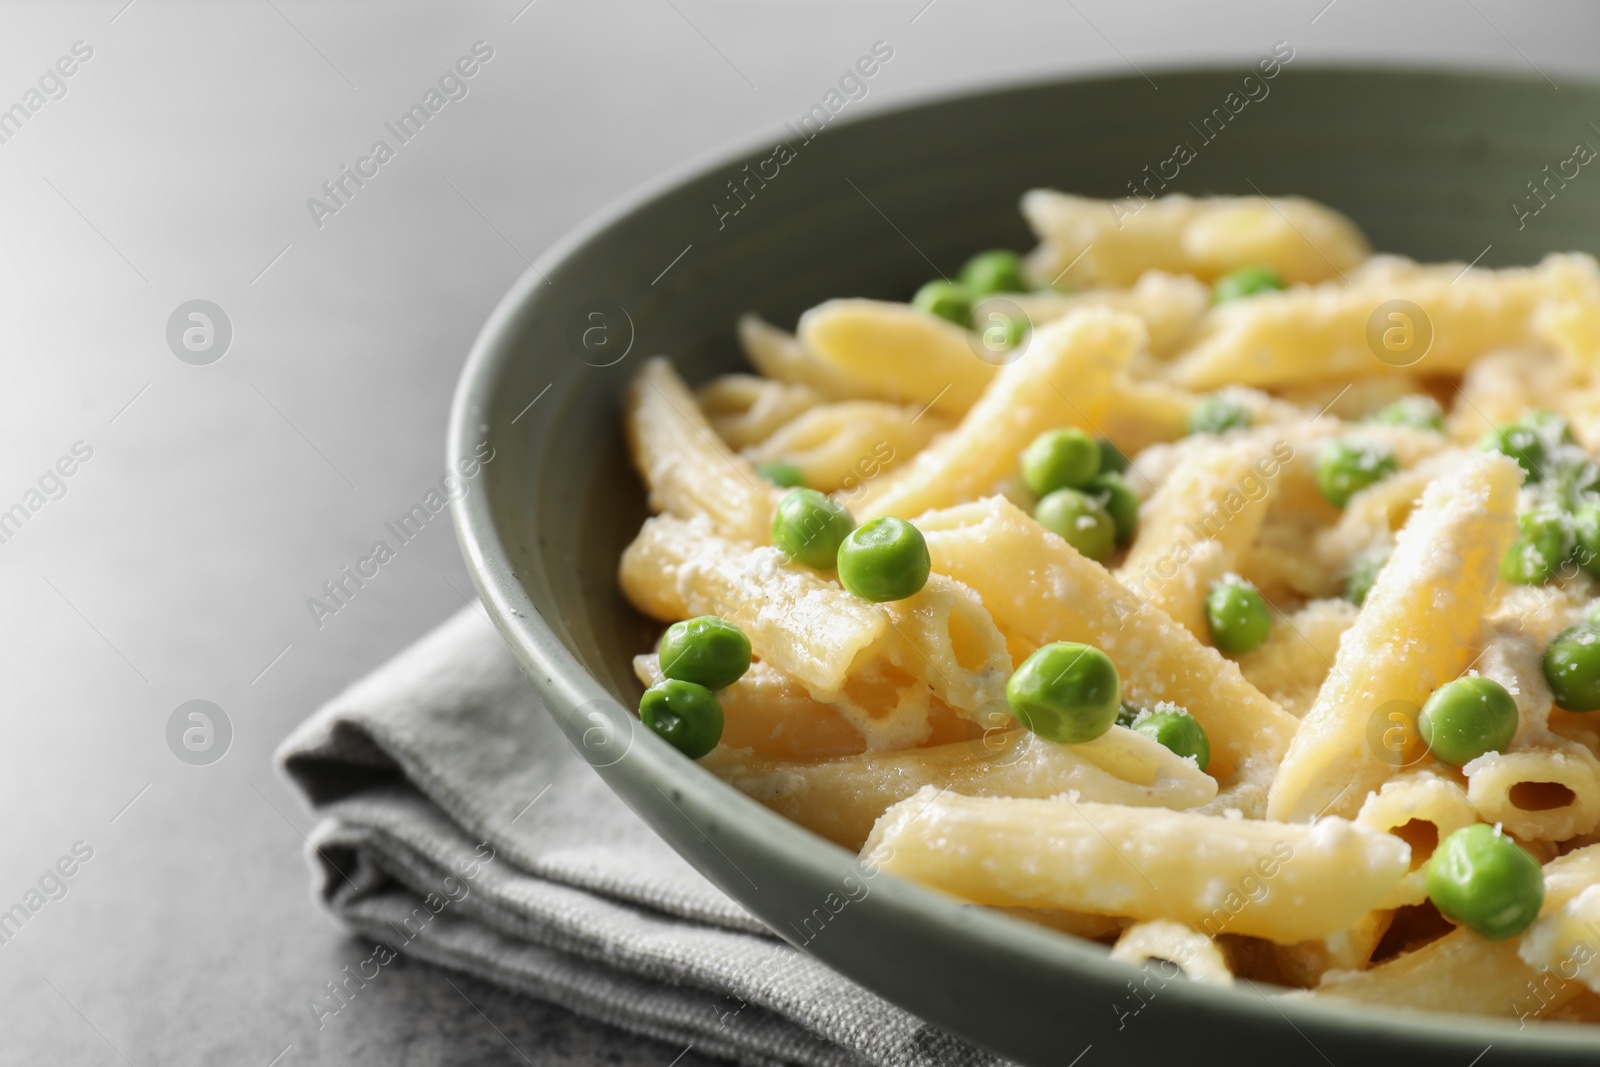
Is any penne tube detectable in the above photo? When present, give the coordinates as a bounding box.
[916,495,1298,790]
[625,357,779,544]
[974,270,1210,358]
[1117,439,1286,639]
[619,514,887,701]
[619,516,1013,743]
[1235,598,1357,718]
[703,727,1216,851]
[1170,253,1600,390]
[1092,376,1197,457]
[694,374,821,450]
[1313,846,1600,1018]
[1266,453,1523,823]
[863,788,1409,943]
[737,314,883,401]
[796,299,995,417]
[1463,742,1600,843]
[1110,920,1235,986]
[1355,771,1482,908]
[740,401,946,494]
[1314,449,1471,575]
[1019,190,1370,289]
[851,308,1143,521]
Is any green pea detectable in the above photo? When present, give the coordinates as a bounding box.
[771,488,856,570]
[1345,552,1388,607]
[657,616,752,690]
[1133,710,1211,772]
[1316,439,1399,507]
[639,679,724,759]
[1034,488,1116,562]
[1543,624,1600,711]
[1501,509,1572,586]
[755,460,805,488]
[1087,473,1140,546]
[1366,395,1445,433]
[836,516,930,602]
[1205,578,1272,655]
[1005,642,1121,744]
[1480,422,1545,481]
[1574,503,1600,578]
[911,279,974,329]
[1115,700,1144,729]
[959,250,1028,296]
[1212,264,1285,304]
[1020,428,1100,495]
[1189,395,1253,436]
[1096,437,1130,475]
[1426,824,1544,940]
[1418,676,1519,766]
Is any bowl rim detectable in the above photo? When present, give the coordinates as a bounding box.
[449,61,1600,1057]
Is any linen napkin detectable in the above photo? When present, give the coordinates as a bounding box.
[277,603,1007,1067]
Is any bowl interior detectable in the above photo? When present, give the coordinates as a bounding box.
[453,66,1600,1065]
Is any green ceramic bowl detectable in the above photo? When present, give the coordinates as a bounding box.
[451,67,1600,1064]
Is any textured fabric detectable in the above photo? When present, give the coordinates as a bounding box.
[278,604,1006,1067]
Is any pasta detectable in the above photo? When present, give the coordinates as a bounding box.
[611,187,1600,1022]
[1019,191,1370,289]
[694,374,821,451]
[1266,452,1522,822]
[863,787,1408,943]
[702,727,1215,850]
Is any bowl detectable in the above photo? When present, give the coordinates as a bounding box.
[450,66,1600,1065]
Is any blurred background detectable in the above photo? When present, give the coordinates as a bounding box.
[2,1,1598,1063]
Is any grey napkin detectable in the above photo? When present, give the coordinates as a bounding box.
[277,604,1006,1067]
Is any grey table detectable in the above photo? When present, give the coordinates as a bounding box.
[2,1,1598,1063]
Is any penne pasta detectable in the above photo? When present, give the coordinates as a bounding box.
[702,726,1215,850]
[796,299,994,417]
[1313,846,1600,1018]
[1110,920,1235,986]
[620,514,888,700]
[851,308,1143,521]
[737,313,882,401]
[1019,190,1370,289]
[974,270,1210,358]
[1463,742,1600,843]
[611,189,1600,1022]
[695,373,821,450]
[1117,439,1285,639]
[1235,599,1356,717]
[1267,453,1523,822]
[620,514,1012,745]
[1169,253,1600,390]
[863,788,1409,943]
[625,357,779,544]
[740,401,946,495]
[1355,771,1483,909]
[915,495,1297,791]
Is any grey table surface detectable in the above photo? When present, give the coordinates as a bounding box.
[3,1,1600,1063]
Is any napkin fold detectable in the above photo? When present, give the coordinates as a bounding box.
[278,604,1006,1067]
